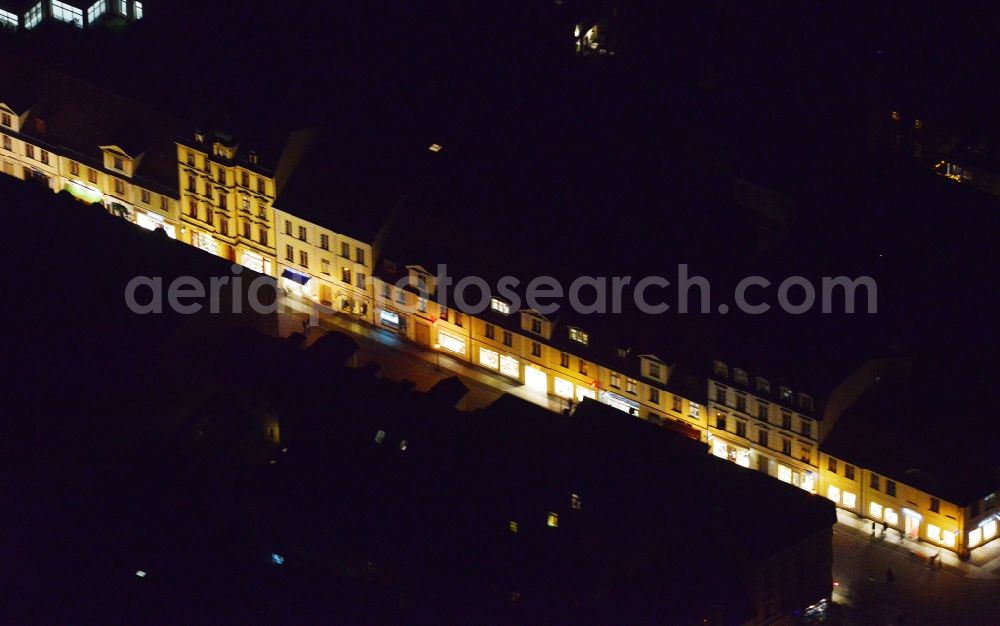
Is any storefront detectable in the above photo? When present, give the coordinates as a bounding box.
[281,268,311,297]
[193,232,218,256]
[524,365,547,393]
[378,308,405,333]
[135,209,176,238]
[711,438,751,468]
[499,354,520,379]
[599,390,640,415]
[776,464,816,493]
[64,179,103,204]
[437,331,466,356]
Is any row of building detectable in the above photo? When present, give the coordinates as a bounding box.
[2,52,997,560]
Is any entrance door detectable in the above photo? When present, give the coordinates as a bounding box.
[905,513,920,539]
[415,322,430,346]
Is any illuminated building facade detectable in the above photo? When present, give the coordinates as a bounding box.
[0,57,182,238]
[0,0,143,31]
[706,359,820,494]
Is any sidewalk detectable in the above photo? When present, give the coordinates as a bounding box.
[834,509,1000,581]
[277,301,568,414]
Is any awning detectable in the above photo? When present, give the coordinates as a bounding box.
[281,269,310,285]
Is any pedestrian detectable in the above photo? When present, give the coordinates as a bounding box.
[886,567,894,583]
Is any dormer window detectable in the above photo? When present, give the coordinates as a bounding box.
[755,377,770,394]
[648,362,661,379]
[1,113,10,128]
[616,348,628,359]
[798,394,813,412]
[733,369,748,385]
[713,361,728,377]
[780,386,793,402]
[34,118,46,133]
[490,298,511,315]
[249,151,259,165]
[531,318,542,334]
[113,156,124,171]
[568,328,588,345]
[194,131,205,143]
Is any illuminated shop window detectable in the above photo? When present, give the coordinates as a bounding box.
[777,465,792,484]
[438,333,465,355]
[554,378,573,399]
[499,355,519,379]
[927,523,942,542]
[575,385,595,402]
[478,347,499,370]
[884,508,899,526]
[826,485,841,503]
[842,491,857,509]
[983,519,998,541]
[942,530,956,547]
[869,501,883,519]
[969,528,983,547]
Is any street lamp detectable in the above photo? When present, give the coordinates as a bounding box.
[433,343,441,371]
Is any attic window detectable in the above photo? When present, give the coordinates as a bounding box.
[428,143,442,152]
[616,348,627,358]
[547,513,559,528]
[780,386,793,402]
[568,328,588,345]
[249,151,259,165]
[733,368,748,385]
[755,377,770,394]
[194,131,205,143]
[384,259,397,273]
[713,360,728,377]
[890,111,900,122]
[798,394,813,412]
[374,429,386,444]
[1,113,10,128]
[35,118,46,133]
[570,494,582,510]
[490,298,511,315]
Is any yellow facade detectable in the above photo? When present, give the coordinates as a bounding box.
[176,140,277,276]
[273,207,373,322]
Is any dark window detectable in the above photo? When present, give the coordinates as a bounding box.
[502,331,512,347]
[735,421,746,438]
[781,439,791,455]
[886,480,896,497]
[870,474,880,490]
[757,430,768,447]
[485,323,495,340]
[531,319,542,334]
[845,464,855,480]
[530,342,541,357]
[930,498,940,513]
[560,352,569,368]
[716,413,727,430]
[828,457,837,473]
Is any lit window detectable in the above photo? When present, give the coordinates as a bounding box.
[625,378,637,394]
[116,0,126,15]
[554,378,573,399]
[689,402,700,418]
[869,501,883,518]
[570,494,582,510]
[927,523,941,542]
[51,0,84,27]
[780,386,793,401]
[374,430,385,444]
[884,508,898,526]
[490,298,511,314]
[0,8,17,29]
[970,527,983,547]
[428,143,442,152]
[25,3,43,29]
[438,333,465,355]
[827,485,841,503]
[914,119,922,130]
[509,521,518,534]
[479,347,499,370]
[777,465,792,484]
[733,368,748,385]
[942,530,956,547]
[135,0,142,19]
[890,110,900,122]
[569,327,589,345]
[984,519,998,541]
[842,491,857,509]
[547,512,558,528]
